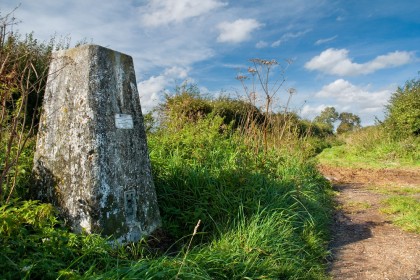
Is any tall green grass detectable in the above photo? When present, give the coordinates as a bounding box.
[317,125,420,168]
[1,115,333,279]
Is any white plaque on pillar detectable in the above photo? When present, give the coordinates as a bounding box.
[115,114,133,129]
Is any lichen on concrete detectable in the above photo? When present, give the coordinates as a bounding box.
[33,44,161,243]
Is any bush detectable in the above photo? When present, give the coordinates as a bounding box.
[158,85,266,130]
[298,120,334,138]
[211,96,264,128]
[385,77,420,137]
[161,87,212,124]
[0,26,54,201]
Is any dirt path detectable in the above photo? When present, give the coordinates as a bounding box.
[319,166,420,280]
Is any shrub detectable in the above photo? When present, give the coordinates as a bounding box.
[385,77,420,137]
[211,96,264,128]
[159,83,212,126]
[158,84,266,131]
[298,119,334,138]
[0,14,55,201]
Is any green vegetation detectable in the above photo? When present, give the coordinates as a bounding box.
[317,76,420,235]
[313,107,338,134]
[369,185,419,196]
[0,200,117,279]
[1,111,334,279]
[317,125,420,168]
[3,8,418,279]
[313,107,361,135]
[384,78,420,137]
[1,17,334,278]
[381,195,420,233]
[336,112,361,135]
[370,182,420,235]
[318,76,420,169]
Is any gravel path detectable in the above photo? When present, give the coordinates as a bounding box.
[319,166,420,280]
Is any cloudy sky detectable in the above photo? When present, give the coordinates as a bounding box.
[2,0,419,125]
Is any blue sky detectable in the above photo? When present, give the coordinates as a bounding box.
[2,0,419,125]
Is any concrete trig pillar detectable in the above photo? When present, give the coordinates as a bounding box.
[33,45,161,243]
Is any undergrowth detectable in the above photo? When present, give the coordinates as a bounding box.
[1,115,333,279]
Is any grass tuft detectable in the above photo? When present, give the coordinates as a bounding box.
[381,196,420,233]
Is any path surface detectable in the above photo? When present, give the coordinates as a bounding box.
[319,166,420,280]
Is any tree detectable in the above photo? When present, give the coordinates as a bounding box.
[384,77,420,137]
[336,112,361,134]
[313,107,339,132]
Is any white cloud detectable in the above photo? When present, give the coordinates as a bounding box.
[163,66,189,79]
[298,79,397,125]
[138,66,191,113]
[138,76,165,113]
[256,40,268,48]
[305,48,414,76]
[217,19,262,43]
[221,63,247,69]
[301,104,333,118]
[140,0,227,27]
[315,79,392,114]
[271,29,310,47]
[314,35,337,45]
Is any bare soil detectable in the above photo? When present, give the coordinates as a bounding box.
[319,166,420,280]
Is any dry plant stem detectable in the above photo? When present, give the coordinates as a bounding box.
[5,64,44,203]
[244,59,292,157]
[0,18,55,201]
[278,89,295,141]
[237,73,260,158]
[176,219,201,279]
[236,58,294,160]
[252,60,272,157]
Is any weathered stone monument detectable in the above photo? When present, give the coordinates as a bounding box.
[33,45,161,243]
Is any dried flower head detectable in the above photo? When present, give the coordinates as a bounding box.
[236,75,248,81]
